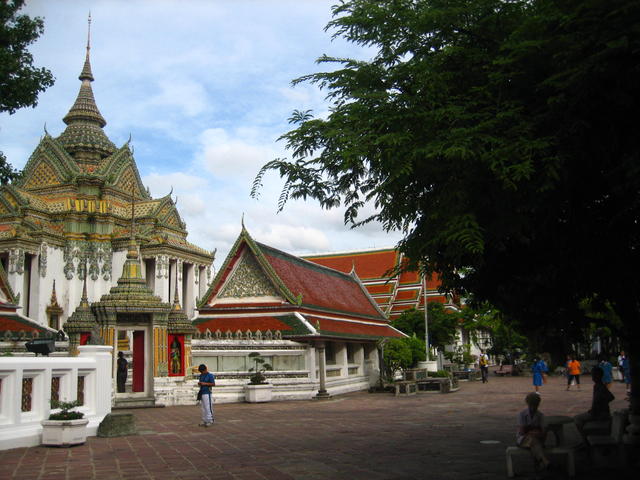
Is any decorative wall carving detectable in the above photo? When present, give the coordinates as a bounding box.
[63,240,113,280]
[8,248,24,274]
[156,255,169,279]
[218,253,278,298]
[39,243,48,277]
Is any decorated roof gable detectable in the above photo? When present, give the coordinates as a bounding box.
[0,262,17,305]
[99,145,149,199]
[150,196,185,230]
[16,135,80,191]
[201,228,386,321]
[0,188,22,216]
[217,251,281,300]
[202,230,291,307]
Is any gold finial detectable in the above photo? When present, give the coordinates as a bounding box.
[87,12,92,55]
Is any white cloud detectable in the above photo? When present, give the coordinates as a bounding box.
[198,128,277,180]
[2,0,405,270]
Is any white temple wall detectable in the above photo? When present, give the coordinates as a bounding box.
[184,339,378,405]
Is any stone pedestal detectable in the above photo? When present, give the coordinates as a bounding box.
[97,413,137,437]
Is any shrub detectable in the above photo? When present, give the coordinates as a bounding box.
[248,352,273,385]
[49,400,84,420]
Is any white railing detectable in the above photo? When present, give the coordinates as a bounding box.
[0,345,112,450]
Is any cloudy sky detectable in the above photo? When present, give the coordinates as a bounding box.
[1,0,404,268]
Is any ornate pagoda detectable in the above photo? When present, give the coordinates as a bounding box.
[0,18,213,335]
[0,18,213,403]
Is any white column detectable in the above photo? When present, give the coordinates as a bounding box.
[314,341,330,399]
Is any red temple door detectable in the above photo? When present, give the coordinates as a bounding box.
[132,331,145,392]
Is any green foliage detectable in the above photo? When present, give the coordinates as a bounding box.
[444,344,476,366]
[0,0,54,184]
[391,305,459,352]
[49,400,84,421]
[247,352,273,385]
[382,338,412,380]
[252,0,640,369]
[404,334,426,367]
[429,370,451,378]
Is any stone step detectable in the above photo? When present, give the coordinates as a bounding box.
[113,397,159,409]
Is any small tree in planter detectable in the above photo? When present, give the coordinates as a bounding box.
[42,399,89,446]
[248,352,273,384]
[245,352,274,402]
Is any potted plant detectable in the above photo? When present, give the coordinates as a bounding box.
[41,400,89,446]
[244,352,274,403]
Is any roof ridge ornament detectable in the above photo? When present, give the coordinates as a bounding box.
[80,13,94,82]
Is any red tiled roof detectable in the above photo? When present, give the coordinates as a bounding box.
[305,315,404,339]
[195,316,293,333]
[303,249,399,279]
[394,289,419,301]
[259,243,383,319]
[398,269,420,284]
[367,283,394,295]
[0,315,51,334]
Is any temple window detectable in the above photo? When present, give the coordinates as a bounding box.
[48,314,59,330]
[347,343,356,364]
[144,258,155,291]
[23,253,34,317]
[325,343,336,365]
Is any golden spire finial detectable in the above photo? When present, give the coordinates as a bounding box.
[87,12,92,56]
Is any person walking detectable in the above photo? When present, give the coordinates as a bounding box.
[618,350,626,382]
[197,364,216,427]
[566,355,581,391]
[532,357,548,393]
[479,350,489,383]
[599,355,613,390]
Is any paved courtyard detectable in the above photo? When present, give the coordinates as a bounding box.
[0,376,633,480]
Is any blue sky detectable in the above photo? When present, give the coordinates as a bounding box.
[1,0,404,268]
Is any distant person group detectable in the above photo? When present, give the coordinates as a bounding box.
[515,349,630,473]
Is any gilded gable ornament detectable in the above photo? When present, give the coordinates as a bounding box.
[218,253,278,298]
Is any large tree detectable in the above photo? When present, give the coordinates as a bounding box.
[253,0,640,409]
[0,0,54,183]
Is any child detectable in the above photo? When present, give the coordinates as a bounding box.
[566,355,581,391]
[517,392,550,470]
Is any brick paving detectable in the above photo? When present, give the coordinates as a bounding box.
[0,376,633,479]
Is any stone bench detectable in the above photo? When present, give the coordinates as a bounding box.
[506,444,577,477]
[587,410,628,467]
[392,380,417,396]
[453,370,480,381]
[416,378,457,393]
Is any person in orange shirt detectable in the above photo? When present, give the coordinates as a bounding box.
[566,355,581,391]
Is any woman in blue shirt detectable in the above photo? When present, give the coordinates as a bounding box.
[532,357,548,393]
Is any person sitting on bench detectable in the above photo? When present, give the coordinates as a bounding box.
[517,392,550,471]
[574,366,615,440]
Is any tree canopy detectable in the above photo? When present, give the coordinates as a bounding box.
[0,0,54,183]
[253,0,638,353]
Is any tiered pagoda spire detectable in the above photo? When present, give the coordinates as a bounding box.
[57,13,115,161]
